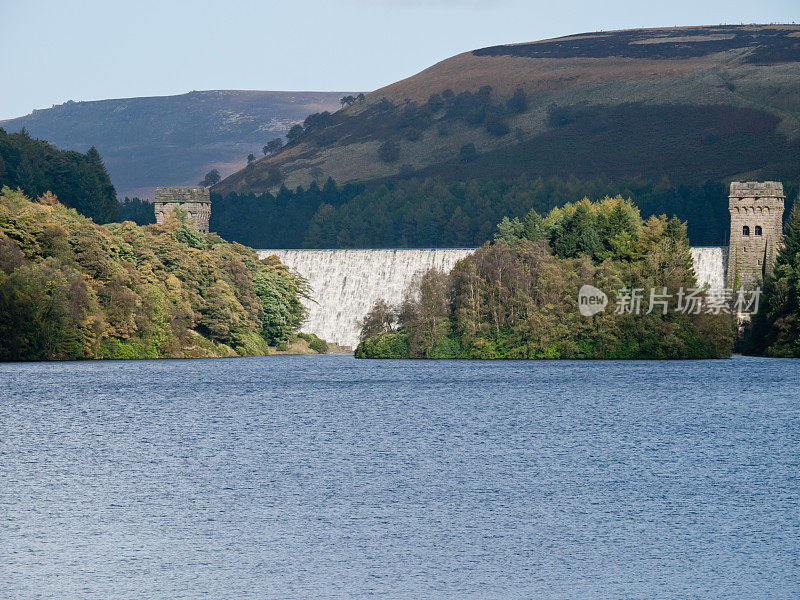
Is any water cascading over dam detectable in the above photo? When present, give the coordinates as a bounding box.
[690,247,728,291]
[258,247,728,348]
[258,249,475,348]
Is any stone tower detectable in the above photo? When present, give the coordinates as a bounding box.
[727,181,784,289]
[153,187,212,233]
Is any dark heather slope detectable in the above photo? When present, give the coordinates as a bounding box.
[472,25,800,62]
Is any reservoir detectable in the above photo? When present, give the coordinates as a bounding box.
[1,355,798,599]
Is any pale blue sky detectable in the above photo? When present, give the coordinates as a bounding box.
[1,0,797,120]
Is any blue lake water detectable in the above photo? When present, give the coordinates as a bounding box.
[1,355,798,599]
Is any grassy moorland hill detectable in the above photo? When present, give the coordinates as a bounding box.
[216,25,800,196]
[0,90,348,199]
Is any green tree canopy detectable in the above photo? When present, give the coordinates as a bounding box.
[0,188,309,360]
[357,196,733,360]
[0,128,118,223]
[378,141,400,163]
[263,138,284,155]
[199,169,221,187]
[747,203,800,356]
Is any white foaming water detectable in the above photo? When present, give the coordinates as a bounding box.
[258,249,475,348]
[259,247,727,347]
[691,246,728,290]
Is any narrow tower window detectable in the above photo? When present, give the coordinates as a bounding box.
[755,225,762,236]
[742,225,750,236]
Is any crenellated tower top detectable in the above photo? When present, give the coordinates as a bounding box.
[153,186,212,233]
[729,181,784,199]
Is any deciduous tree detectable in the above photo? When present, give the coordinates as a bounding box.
[199,169,221,187]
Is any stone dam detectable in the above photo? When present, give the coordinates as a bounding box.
[257,247,728,349]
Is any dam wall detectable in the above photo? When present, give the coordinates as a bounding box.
[258,249,474,348]
[259,247,728,348]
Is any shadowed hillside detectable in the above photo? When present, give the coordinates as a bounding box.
[1,90,350,199]
[215,25,800,196]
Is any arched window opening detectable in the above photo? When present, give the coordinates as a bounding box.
[742,225,750,236]
[755,225,763,236]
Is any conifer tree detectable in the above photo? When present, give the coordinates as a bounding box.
[747,203,800,356]
[0,130,118,223]
[85,146,119,223]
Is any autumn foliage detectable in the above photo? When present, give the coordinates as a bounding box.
[356,197,735,359]
[0,188,308,360]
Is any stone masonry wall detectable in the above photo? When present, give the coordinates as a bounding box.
[727,181,784,289]
[153,187,212,233]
